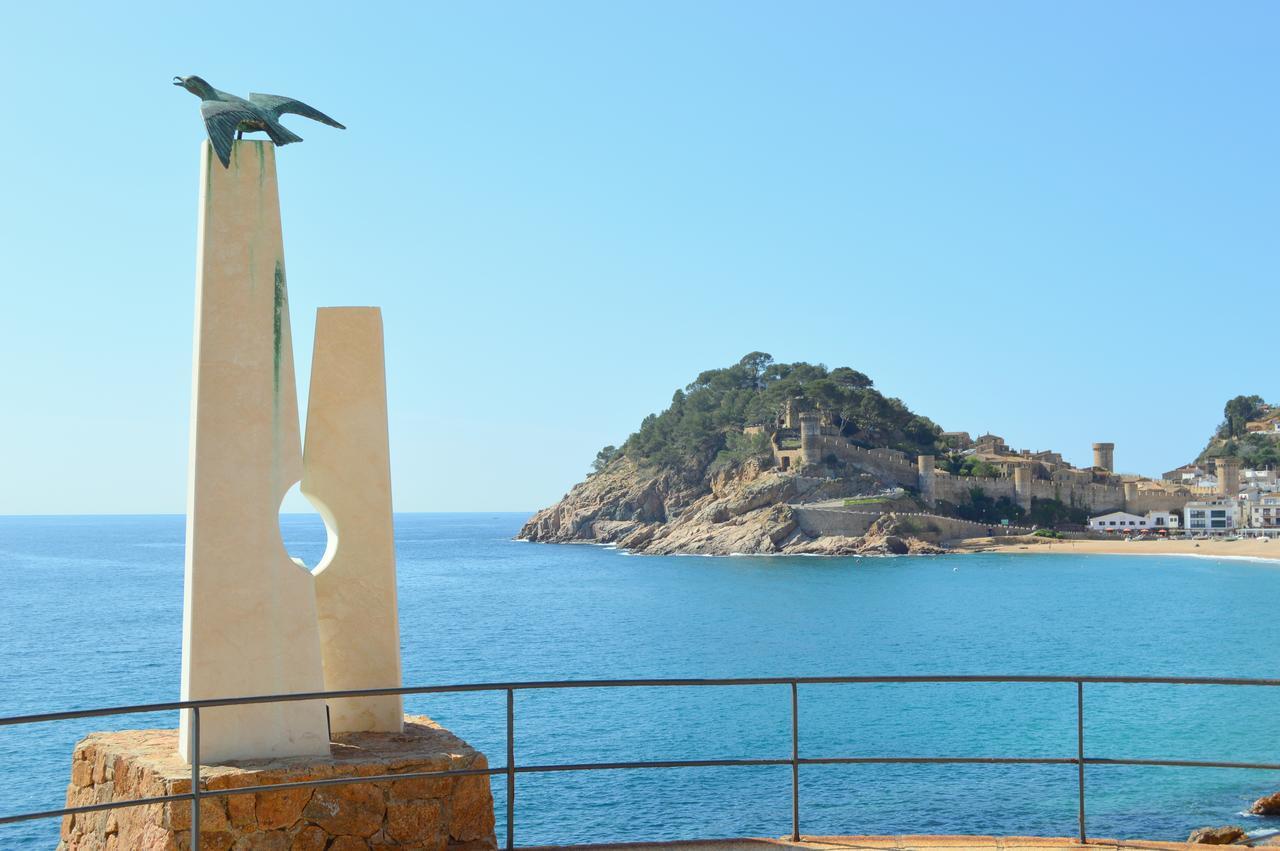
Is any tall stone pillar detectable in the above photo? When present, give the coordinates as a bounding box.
[1216,457,1241,497]
[1092,442,1115,472]
[179,140,329,763]
[1013,465,1033,513]
[917,454,936,507]
[305,308,404,733]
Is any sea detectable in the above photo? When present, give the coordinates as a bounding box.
[2,513,1280,848]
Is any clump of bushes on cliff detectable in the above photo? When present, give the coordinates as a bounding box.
[708,429,774,473]
[955,488,1025,525]
[1196,394,1280,468]
[1027,497,1089,528]
[620,352,941,476]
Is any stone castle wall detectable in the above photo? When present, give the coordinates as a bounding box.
[933,474,1189,516]
[793,507,1034,540]
[934,475,1018,505]
[807,438,920,486]
[773,429,1192,521]
[59,716,495,851]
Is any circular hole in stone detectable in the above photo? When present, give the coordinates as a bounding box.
[278,482,334,572]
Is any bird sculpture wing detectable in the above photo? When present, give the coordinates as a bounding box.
[200,100,260,167]
[249,93,346,129]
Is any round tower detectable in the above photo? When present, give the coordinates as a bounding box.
[1013,464,1033,514]
[799,411,821,466]
[1092,442,1115,472]
[1215,457,1241,497]
[1123,482,1139,512]
[917,454,936,507]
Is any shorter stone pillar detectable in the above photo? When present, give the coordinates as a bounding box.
[59,716,496,851]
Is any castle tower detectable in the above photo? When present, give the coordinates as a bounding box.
[799,411,821,466]
[1123,482,1139,513]
[917,455,936,507]
[783,399,798,429]
[1092,442,1115,472]
[1013,464,1033,514]
[1215,457,1241,497]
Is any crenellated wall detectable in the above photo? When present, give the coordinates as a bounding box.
[769,429,1191,521]
[930,473,1186,516]
[810,438,919,486]
[934,475,1017,505]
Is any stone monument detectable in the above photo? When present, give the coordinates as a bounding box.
[179,139,406,763]
[59,133,494,849]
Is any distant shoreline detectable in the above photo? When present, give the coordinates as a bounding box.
[951,535,1280,564]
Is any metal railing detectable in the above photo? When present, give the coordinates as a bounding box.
[4,674,1280,850]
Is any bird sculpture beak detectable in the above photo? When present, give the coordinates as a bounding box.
[172,76,185,86]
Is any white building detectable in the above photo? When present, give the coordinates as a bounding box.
[1243,468,1279,492]
[1088,510,1180,532]
[1184,498,1241,533]
[1250,494,1280,530]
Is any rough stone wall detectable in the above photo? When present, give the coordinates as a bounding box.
[793,507,1033,540]
[935,474,1143,515]
[59,716,496,851]
[1122,491,1193,515]
[811,438,919,486]
[1027,480,1124,513]
[792,508,882,537]
[934,475,1018,506]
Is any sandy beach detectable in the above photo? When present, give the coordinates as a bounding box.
[952,534,1280,562]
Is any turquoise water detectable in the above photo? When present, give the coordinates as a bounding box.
[3,514,1280,848]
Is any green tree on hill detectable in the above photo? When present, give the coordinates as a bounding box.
[617,353,941,476]
[1221,395,1267,439]
[1198,394,1277,467]
[590,445,620,474]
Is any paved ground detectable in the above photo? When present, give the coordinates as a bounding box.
[522,837,1216,851]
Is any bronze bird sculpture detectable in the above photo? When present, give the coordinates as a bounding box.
[173,75,345,168]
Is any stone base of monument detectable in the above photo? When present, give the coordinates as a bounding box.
[58,715,496,851]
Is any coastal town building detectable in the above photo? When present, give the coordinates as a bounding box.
[1088,510,1180,532]
[1184,498,1242,533]
[1243,468,1279,492]
[1249,494,1280,529]
[1163,464,1205,484]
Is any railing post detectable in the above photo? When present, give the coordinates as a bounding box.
[1077,680,1086,844]
[506,688,515,851]
[191,706,201,851]
[790,681,800,842]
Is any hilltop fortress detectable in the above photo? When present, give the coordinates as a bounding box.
[758,400,1237,517]
[520,356,1273,555]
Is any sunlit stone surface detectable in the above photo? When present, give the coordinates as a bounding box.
[305,307,404,732]
[178,140,329,763]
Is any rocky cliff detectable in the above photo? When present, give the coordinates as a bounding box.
[518,456,943,556]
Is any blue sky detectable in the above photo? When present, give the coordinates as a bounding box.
[0,2,1276,514]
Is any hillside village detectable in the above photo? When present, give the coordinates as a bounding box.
[758,399,1280,537]
[521,356,1279,554]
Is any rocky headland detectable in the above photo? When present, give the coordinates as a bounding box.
[519,454,944,556]
[517,353,982,556]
